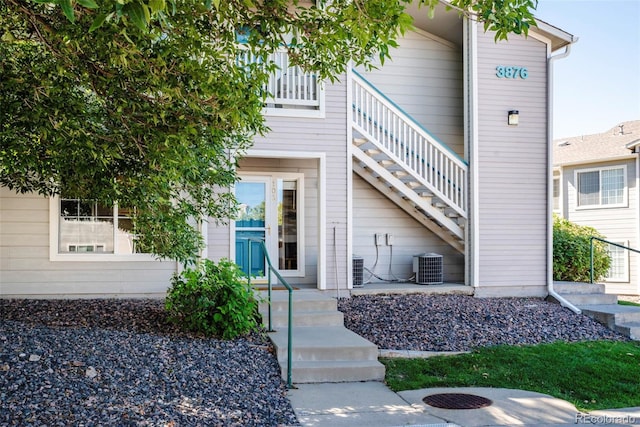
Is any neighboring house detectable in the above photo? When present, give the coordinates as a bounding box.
[553,120,640,296]
[0,3,575,299]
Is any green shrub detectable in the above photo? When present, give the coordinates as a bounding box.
[165,259,261,339]
[553,215,610,282]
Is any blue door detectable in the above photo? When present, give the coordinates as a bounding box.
[235,179,269,278]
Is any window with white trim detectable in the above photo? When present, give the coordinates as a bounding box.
[606,241,629,282]
[576,166,626,208]
[57,199,144,255]
[553,177,560,212]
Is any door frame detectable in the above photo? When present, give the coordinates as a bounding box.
[232,150,326,289]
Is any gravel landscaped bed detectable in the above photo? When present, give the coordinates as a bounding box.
[338,294,629,352]
[1,294,630,425]
[0,299,298,426]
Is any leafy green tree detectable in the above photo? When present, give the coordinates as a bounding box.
[1,0,537,264]
[553,215,611,283]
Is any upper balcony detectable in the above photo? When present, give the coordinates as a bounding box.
[239,49,325,118]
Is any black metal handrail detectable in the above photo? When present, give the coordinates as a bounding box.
[244,238,293,389]
[590,237,640,283]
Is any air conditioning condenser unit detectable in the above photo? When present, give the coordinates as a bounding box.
[413,253,443,285]
[353,255,364,288]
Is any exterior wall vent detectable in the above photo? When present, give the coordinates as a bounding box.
[413,253,443,285]
[352,255,364,288]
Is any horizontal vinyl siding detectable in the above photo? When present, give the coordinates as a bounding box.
[266,81,348,290]
[0,187,176,298]
[475,30,549,295]
[356,30,464,156]
[206,216,232,261]
[353,175,464,282]
[563,160,639,294]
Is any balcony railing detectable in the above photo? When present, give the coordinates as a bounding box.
[238,49,324,115]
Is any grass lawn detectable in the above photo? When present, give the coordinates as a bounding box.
[382,340,640,411]
[619,300,640,307]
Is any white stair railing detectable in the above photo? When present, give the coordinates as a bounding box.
[352,70,468,217]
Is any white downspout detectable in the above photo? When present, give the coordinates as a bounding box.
[464,16,480,288]
[547,42,581,314]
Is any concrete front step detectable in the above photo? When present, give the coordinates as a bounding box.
[616,323,640,340]
[270,326,380,362]
[554,282,640,341]
[560,293,618,306]
[579,304,640,328]
[258,290,337,313]
[553,282,606,294]
[553,282,617,305]
[260,289,386,383]
[281,360,385,383]
[259,310,344,328]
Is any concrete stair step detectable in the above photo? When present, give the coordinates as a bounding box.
[270,326,379,362]
[561,293,618,306]
[554,282,606,294]
[260,310,344,327]
[260,289,386,382]
[580,304,640,327]
[280,360,385,383]
[615,322,640,340]
[258,290,337,313]
[554,282,640,340]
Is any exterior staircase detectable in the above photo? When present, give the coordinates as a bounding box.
[554,282,640,340]
[350,71,468,254]
[259,290,385,383]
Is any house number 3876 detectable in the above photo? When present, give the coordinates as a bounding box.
[496,66,528,79]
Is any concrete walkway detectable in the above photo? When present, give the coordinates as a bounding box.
[288,382,640,426]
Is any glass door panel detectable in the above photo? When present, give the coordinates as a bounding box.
[278,179,298,271]
[235,180,268,277]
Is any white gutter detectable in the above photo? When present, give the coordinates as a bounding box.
[547,42,581,314]
[554,154,638,169]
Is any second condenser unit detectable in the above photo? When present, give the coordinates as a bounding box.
[413,253,443,285]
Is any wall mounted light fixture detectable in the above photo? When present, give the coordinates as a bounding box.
[508,110,519,126]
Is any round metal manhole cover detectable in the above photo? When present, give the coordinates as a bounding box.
[422,393,493,410]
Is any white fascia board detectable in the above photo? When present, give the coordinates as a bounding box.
[532,19,576,51]
[553,155,638,169]
[625,138,640,151]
